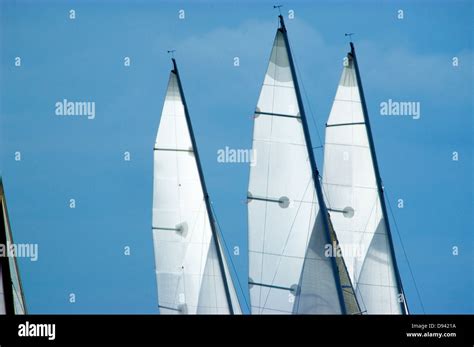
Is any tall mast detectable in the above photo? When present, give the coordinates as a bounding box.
[171,58,234,314]
[349,42,408,314]
[0,179,18,315]
[278,15,347,314]
[0,208,15,315]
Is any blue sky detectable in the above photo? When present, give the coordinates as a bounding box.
[0,0,472,314]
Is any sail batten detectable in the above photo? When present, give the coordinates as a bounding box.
[152,60,241,314]
[322,43,407,314]
[248,16,348,314]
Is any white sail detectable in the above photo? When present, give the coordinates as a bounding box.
[152,67,241,314]
[0,178,27,315]
[322,51,406,314]
[247,24,345,314]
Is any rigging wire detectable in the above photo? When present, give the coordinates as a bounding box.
[260,178,314,312]
[291,50,325,150]
[209,202,251,313]
[287,26,369,314]
[261,20,423,316]
[385,188,426,314]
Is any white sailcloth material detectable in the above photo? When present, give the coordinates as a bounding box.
[0,181,27,315]
[322,55,405,314]
[152,71,241,314]
[248,29,344,314]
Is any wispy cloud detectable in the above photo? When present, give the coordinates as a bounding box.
[160,16,473,111]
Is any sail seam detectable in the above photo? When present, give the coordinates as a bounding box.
[251,306,293,314]
[249,249,334,261]
[326,229,392,236]
[158,304,182,312]
[357,282,400,288]
[324,182,377,190]
[324,142,370,149]
[334,98,362,103]
[253,139,307,147]
[262,83,294,90]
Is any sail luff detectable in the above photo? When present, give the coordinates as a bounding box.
[279,16,347,314]
[349,43,408,314]
[171,59,235,314]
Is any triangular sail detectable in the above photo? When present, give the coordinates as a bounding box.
[0,178,27,315]
[322,45,407,314]
[152,62,241,314]
[247,18,347,314]
[327,218,361,314]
